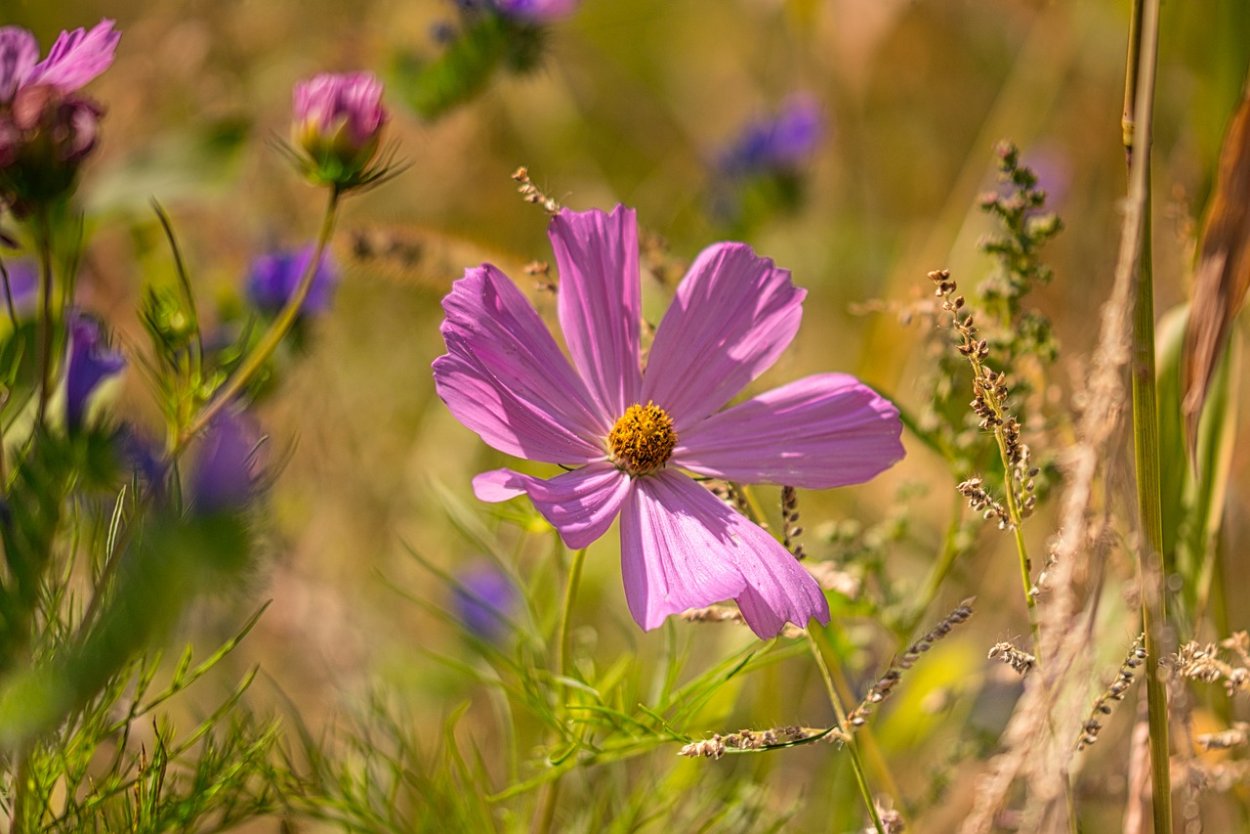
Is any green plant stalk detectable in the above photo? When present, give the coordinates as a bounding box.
[172,186,341,456]
[907,495,964,634]
[1124,0,1172,829]
[736,484,904,821]
[34,211,54,429]
[819,630,906,819]
[11,740,31,834]
[554,546,586,686]
[965,350,1040,659]
[533,544,587,834]
[805,628,885,834]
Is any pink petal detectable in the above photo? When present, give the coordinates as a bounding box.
[673,374,904,488]
[0,27,39,101]
[27,20,119,93]
[642,243,804,430]
[435,265,610,463]
[433,354,602,465]
[472,463,631,549]
[619,471,829,637]
[549,206,642,419]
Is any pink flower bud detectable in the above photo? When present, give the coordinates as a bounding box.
[291,72,387,188]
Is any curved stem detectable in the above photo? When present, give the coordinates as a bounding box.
[172,187,341,456]
[805,627,886,834]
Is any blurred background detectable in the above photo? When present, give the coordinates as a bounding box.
[6,0,1250,830]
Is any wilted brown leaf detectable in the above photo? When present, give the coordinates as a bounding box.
[1182,88,1250,455]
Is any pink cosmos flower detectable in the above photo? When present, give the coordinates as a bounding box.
[0,20,120,103]
[433,206,904,638]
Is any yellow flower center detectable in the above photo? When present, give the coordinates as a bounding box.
[609,402,677,476]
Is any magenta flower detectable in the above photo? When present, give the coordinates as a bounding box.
[0,20,120,103]
[291,72,388,188]
[433,206,904,638]
[494,0,583,22]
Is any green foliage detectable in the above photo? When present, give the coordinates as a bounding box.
[393,13,548,122]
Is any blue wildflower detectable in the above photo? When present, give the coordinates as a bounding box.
[190,411,260,514]
[718,95,824,178]
[246,245,338,317]
[65,310,125,431]
[452,561,518,642]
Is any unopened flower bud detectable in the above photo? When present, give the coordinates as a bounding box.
[0,86,103,214]
[291,71,388,190]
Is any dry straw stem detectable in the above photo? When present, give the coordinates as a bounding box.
[957,0,1157,822]
[1075,634,1146,751]
[929,271,1040,635]
[677,725,846,759]
[846,599,975,728]
[1196,722,1250,751]
[512,166,563,214]
[1173,638,1250,695]
[1181,81,1250,450]
[988,642,1036,677]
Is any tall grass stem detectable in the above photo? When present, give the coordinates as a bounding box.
[1123,0,1172,828]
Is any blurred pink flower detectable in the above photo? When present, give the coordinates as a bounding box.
[291,71,387,186]
[0,20,120,103]
[433,206,904,638]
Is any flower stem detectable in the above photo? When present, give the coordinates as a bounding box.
[11,741,31,834]
[1123,0,1172,829]
[968,351,1041,661]
[555,546,586,682]
[532,544,586,834]
[34,211,54,429]
[904,495,964,635]
[805,627,886,834]
[172,186,341,456]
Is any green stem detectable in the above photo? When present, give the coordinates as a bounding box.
[34,213,54,429]
[172,186,341,456]
[805,628,885,834]
[1124,0,1172,830]
[11,741,31,834]
[554,547,586,682]
[533,544,586,834]
[908,497,964,633]
[966,350,1041,660]
[85,187,341,633]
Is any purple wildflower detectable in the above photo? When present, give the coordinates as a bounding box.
[719,95,824,178]
[65,310,125,431]
[433,206,904,638]
[0,20,119,104]
[291,72,387,188]
[190,411,260,514]
[493,0,583,22]
[117,425,168,496]
[246,245,338,317]
[452,560,518,642]
[1,258,37,315]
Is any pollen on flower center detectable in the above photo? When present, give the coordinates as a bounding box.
[609,402,677,476]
